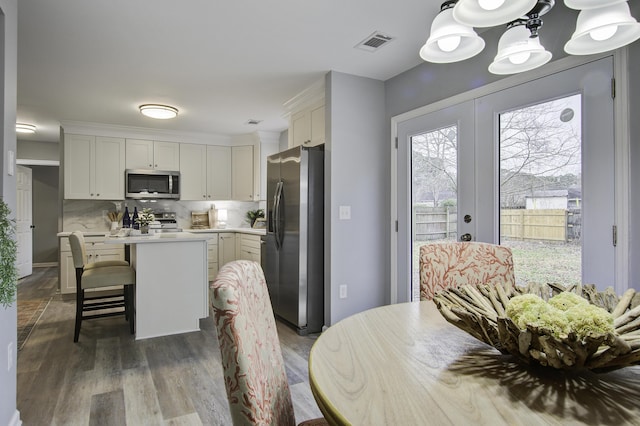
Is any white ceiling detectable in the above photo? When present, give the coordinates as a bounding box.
[17,0,441,143]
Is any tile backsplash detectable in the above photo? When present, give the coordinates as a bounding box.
[63,199,260,232]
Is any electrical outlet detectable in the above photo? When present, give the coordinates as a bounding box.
[339,285,347,299]
[339,206,351,220]
[7,342,13,371]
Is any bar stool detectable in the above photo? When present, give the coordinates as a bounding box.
[69,231,136,342]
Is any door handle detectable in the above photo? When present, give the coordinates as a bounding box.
[460,233,472,242]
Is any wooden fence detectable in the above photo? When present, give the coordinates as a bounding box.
[413,206,457,241]
[414,207,581,242]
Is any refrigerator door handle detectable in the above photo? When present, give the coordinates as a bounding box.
[274,181,283,250]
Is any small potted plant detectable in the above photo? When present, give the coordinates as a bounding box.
[135,208,155,234]
[246,209,264,227]
[0,200,18,307]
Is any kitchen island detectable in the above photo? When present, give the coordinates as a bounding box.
[105,232,210,340]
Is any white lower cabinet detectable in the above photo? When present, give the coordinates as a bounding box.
[207,234,219,281]
[218,233,237,268]
[59,235,125,294]
[237,234,261,262]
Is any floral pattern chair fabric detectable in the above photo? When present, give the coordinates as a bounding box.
[211,260,327,426]
[419,242,515,301]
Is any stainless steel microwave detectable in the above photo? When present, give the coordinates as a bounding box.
[125,169,180,199]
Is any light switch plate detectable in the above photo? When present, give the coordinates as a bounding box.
[339,205,351,220]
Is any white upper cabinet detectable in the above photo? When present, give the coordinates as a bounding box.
[290,99,325,148]
[285,78,325,148]
[180,144,232,201]
[64,134,125,200]
[179,143,208,200]
[207,145,232,200]
[231,145,254,201]
[126,139,180,171]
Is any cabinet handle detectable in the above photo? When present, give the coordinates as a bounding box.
[155,164,158,168]
[149,164,152,167]
[305,140,311,144]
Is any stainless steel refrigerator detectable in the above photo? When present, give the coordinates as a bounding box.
[261,145,324,335]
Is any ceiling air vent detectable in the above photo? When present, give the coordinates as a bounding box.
[355,31,395,52]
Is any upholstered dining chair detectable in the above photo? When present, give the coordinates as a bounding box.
[69,231,136,342]
[419,241,515,301]
[210,260,327,426]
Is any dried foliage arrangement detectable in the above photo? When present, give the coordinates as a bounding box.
[433,282,640,372]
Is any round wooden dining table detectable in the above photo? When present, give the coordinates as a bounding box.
[308,301,640,425]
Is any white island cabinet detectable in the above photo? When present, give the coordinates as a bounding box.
[105,232,209,340]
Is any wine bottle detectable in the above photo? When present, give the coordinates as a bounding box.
[123,206,130,228]
[132,207,139,229]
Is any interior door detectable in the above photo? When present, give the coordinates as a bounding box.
[16,165,33,278]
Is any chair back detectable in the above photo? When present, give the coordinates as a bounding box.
[211,260,296,426]
[69,231,88,269]
[419,242,515,301]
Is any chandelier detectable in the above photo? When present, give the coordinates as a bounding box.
[420,0,640,75]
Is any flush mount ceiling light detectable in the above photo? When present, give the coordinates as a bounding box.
[139,104,179,119]
[564,2,640,55]
[420,0,640,75]
[453,0,538,27]
[16,123,36,134]
[420,1,485,63]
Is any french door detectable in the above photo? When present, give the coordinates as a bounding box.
[396,57,616,302]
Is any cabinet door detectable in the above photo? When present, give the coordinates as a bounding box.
[94,137,125,200]
[64,134,94,199]
[218,233,236,267]
[126,139,154,169]
[207,236,219,281]
[309,102,325,146]
[231,145,254,201]
[207,145,232,200]
[59,251,77,294]
[291,110,310,147]
[180,143,208,200]
[153,141,180,171]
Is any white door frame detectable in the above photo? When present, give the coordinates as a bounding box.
[391,51,631,303]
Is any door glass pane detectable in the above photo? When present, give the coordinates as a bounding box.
[499,94,582,286]
[411,125,458,301]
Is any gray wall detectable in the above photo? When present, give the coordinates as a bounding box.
[32,166,59,263]
[0,0,19,424]
[17,139,59,161]
[325,71,387,325]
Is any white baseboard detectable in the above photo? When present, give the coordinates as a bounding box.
[9,410,22,426]
[34,262,57,268]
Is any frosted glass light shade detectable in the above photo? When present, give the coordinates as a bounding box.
[420,7,485,63]
[564,0,626,10]
[453,0,537,27]
[489,24,552,74]
[139,104,179,119]
[565,2,640,55]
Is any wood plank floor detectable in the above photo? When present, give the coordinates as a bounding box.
[17,267,323,425]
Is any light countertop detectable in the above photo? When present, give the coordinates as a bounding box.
[58,228,266,238]
[104,232,211,244]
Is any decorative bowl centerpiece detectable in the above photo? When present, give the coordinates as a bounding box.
[433,282,640,372]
